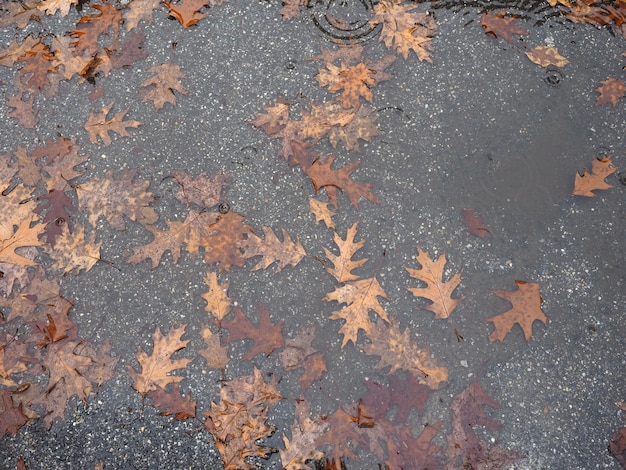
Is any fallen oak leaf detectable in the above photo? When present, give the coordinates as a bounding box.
[77,168,158,231]
[164,0,208,27]
[524,46,569,67]
[201,271,233,321]
[369,0,437,61]
[127,324,192,396]
[280,399,328,469]
[84,102,141,146]
[0,390,29,438]
[461,209,489,238]
[323,222,367,283]
[325,277,390,347]
[362,320,448,389]
[47,224,102,274]
[596,78,626,107]
[0,216,44,267]
[172,170,226,208]
[309,197,336,230]
[305,155,379,208]
[481,11,528,43]
[487,280,547,342]
[124,0,161,31]
[405,246,464,319]
[204,368,282,469]
[147,383,196,420]
[141,62,187,110]
[573,156,616,197]
[221,303,283,360]
[198,324,229,369]
[239,226,307,273]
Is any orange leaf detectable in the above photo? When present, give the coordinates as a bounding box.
[573,156,616,197]
[487,280,547,342]
[405,247,464,319]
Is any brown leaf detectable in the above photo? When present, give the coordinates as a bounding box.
[0,390,28,438]
[481,11,529,43]
[0,216,44,267]
[309,197,336,230]
[141,62,187,110]
[306,156,379,208]
[279,325,326,391]
[6,90,39,129]
[313,407,365,462]
[124,0,161,31]
[172,170,226,208]
[148,383,196,420]
[198,324,229,369]
[609,427,626,468]
[385,421,443,470]
[84,102,141,146]
[328,106,382,152]
[324,222,367,283]
[204,368,282,469]
[446,379,522,468]
[405,247,464,319]
[70,3,123,56]
[487,280,547,342]
[370,0,437,61]
[573,156,616,196]
[239,226,307,272]
[47,224,101,274]
[280,399,328,469]
[325,277,389,347]
[280,0,306,19]
[524,46,569,67]
[221,304,283,361]
[164,0,208,27]
[127,324,192,396]
[461,209,489,238]
[77,168,157,230]
[362,320,448,389]
[38,0,79,17]
[201,271,233,321]
[596,78,626,107]
[0,35,40,68]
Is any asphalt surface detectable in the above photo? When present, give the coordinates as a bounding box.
[0,0,625,468]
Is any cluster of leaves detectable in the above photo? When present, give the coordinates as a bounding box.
[0,0,622,469]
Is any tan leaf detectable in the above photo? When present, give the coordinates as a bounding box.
[0,216,44,267]
[280,400,328,469]
[573,156,616,197]
[487,280,547,342]
[524,46,569,67]
[325,277,389,347]
[405,247,464,319]
[141,62,187,110]
[323,222,367,282]
[84,102,141,146]
[596,78,626,107]
[48,224,101,274]
[201,271,233,321]
[198,324,229,369]
[127,325,192,396]
[37,0,79,16]
[77,168,158,230]
[239,226,307,272]
[309,197,336,230]
[124,0,161,31]
[328,106,382,152]
[362,320,448,389]
[370,0,437,61]
[172,170,226,208]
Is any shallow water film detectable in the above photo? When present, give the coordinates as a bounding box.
[0,0,625,468]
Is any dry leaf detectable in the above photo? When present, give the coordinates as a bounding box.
[309,197,336,230]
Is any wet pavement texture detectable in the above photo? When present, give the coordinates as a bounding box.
[0,0,625,469]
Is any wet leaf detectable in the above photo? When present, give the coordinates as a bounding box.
[481,11,528,43]
[405,247,464,319]
[127,324,192,396]
[141,62,187,110]
[164,0,208,28]
[524,46,569,67]
[596,78,626,107]
[221,304,283,361]
[573,156,616,197]
[487,280,547,342]
[84,102,141,146]
[239,226,307,272]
